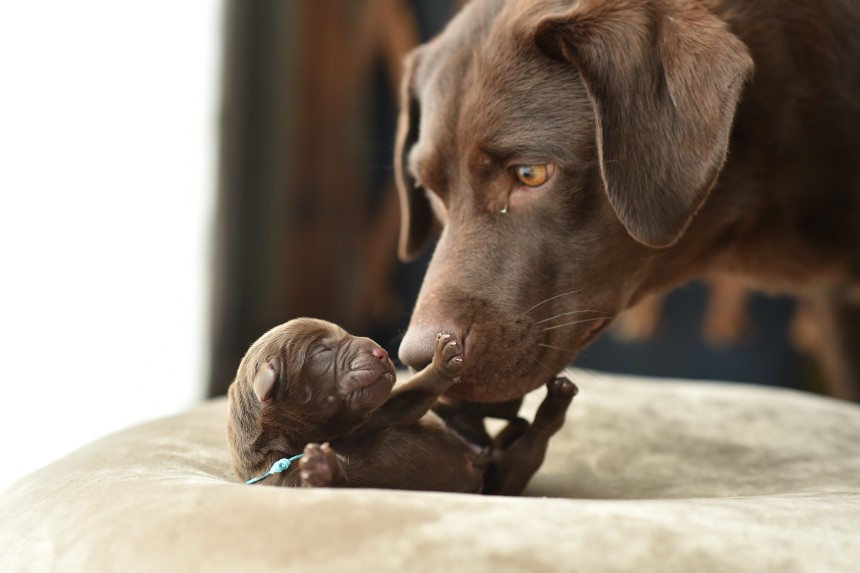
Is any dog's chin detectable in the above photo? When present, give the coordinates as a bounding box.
[442,318,612,403]
[444,372,547,402]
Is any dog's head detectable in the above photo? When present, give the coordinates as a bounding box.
[396,0,752,401]
[227,318,395,478]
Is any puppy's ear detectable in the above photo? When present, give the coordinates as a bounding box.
[394,49,440,262]
[534,0,752,247]
[253,359,281,404]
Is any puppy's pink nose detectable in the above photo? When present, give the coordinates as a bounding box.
[371,347,389,361]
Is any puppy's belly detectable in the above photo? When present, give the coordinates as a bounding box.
[333,413,486,493]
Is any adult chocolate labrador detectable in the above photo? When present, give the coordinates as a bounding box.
[395,0,860,402]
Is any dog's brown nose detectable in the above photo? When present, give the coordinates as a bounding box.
[398,325,440,370]
[371,347,389,361]
[398,325,433,370]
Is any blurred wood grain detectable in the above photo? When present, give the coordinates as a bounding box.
[210,0,447,396]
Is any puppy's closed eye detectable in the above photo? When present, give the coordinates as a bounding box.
[310,346,334,359]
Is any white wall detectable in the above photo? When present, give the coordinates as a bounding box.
[0,2,222,492]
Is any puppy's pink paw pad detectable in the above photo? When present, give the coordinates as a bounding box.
[434,333,465,376]
[299,443,335,487]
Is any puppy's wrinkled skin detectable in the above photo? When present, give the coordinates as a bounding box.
[395,0,860,401]
[227,318,574,494]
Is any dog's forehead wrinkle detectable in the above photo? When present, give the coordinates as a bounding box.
[410,2,519,192]
[412,0,596,207]
[455,33,593,166]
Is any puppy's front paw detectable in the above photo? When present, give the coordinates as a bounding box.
[433,333,464,378]
[299,443,338,487]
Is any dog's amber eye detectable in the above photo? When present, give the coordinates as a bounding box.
[514,164,552,187]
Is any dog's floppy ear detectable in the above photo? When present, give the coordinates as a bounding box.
[253,358,281,404]
[534,0,752,247]
[394,49,440,261]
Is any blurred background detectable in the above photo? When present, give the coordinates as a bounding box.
[0,0,828,492]
[0,1,220,492]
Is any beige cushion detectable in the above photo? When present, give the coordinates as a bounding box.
[2,372,859,572]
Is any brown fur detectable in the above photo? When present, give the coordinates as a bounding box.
[227,317,575,494]
[395,0,860,401]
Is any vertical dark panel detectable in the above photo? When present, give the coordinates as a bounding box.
[209,0,302,396]
[209,0,443,397]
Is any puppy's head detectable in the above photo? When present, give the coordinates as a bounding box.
[227,318,395,479]
[395,0,752,401]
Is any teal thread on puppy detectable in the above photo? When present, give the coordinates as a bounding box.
[246,454,305,484]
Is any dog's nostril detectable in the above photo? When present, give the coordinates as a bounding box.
[371,347,388,361]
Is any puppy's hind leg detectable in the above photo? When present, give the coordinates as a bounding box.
[529,377,578,436]
[483,378,577,496]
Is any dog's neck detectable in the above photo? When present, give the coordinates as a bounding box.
[639,0,860,295]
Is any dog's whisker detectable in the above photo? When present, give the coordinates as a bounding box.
[540,316,613,332]
[575,349,616,373]
[562,366,596,399]
[537,342,578,354]
[540,344,621,372]
[564,365,603,383]
[532,357,559,376]
[527,355,558,375]
[522,289,583,316]
[535,309,603,325]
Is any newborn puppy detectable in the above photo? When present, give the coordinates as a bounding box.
[227,317,576,495]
